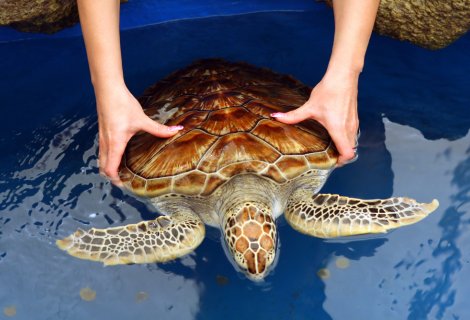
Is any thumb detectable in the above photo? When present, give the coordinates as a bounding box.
[271,104,311,124]
[141,117,183,138]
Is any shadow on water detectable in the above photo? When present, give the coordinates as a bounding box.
[0,9,469,320]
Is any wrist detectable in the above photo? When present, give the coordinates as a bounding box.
[93,77,127,99]
[325,60,362,80]
[322,68,360,89]
[319,61,361,92]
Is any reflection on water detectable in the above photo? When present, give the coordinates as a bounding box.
[0,9,469,320]
[400,128,470,320]
[0,113,203,320]
[321,121,470,319]
[388,121,470,320]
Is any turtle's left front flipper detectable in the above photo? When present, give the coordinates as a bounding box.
[284,190,438,238]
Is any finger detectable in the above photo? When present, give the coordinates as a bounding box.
[270,104,312,124]
[141,117,183,138]
[328,129,356,167]
[98,132,108,175]
[102,138,128,186]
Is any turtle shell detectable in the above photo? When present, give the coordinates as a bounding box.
[120,59,338,197]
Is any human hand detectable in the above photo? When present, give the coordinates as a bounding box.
[95,83,182,183]
[271,71,359,167]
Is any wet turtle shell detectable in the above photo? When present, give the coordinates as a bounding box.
[119,59,338,197]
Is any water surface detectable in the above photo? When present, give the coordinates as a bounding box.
[1,10,469,320]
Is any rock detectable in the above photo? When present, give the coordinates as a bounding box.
[0,0,127,34]
[0,0,79,34]
[324,0,470,50]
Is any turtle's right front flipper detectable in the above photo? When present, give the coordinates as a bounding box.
[285,189,438,238]
[57,209,205,265]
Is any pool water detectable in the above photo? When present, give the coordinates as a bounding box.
[1,8,470,320]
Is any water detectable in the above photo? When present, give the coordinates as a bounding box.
[1,9,469,320]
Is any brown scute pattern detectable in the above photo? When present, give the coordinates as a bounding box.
[167,59,239,79]
[305,146,337,169]
[198,91,250,110]
[296,119,329,140]
[193,78,243,95]
[161,95,200,113]
[327,144,339,159]
[262,166,286,183]
[174,172,207,195]
[130,175,147,196]
[284,191,439,238]
[200,107,259,135]
[143,104,169,121]
[166,110,208,129]
[125,136,166,174]
[148,76,234,100]
[140,80,172,103]
[243,85,308,106]
[127,130,217,178]
[123,59,336,195]
[234,67,302,87]
[197,133,281,173]
[223,202,277,279]
[140,110,209,152]
[252,119,329,154]
[144,95,200,121]
[244,100,289,118]
[145,177,172,197]
[118,164,133,184]
[201,175,227,196]
[219,161,268,179]
[275,156,309,180]
[148,84,183,103]
[56,210,206,265]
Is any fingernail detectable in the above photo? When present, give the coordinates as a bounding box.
[169,125,184,131]
[271,113,285,118]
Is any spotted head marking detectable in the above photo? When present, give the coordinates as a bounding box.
[223,202,277,280]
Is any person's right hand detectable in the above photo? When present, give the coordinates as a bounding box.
[95,83,183,184]
[272,70,359,167]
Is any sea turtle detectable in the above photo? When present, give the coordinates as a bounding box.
[57,59,439,280]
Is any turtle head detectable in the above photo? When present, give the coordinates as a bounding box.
[222,201,277,281]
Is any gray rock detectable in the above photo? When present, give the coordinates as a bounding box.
[325,0,470,50]
[0,0,79,33]
[0,0,127,34]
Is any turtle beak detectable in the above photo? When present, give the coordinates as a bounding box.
[222,202,277,281]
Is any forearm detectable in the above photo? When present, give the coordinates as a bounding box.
[326,0,380,79]
[77,0,124,93]
[77,1,179,181]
